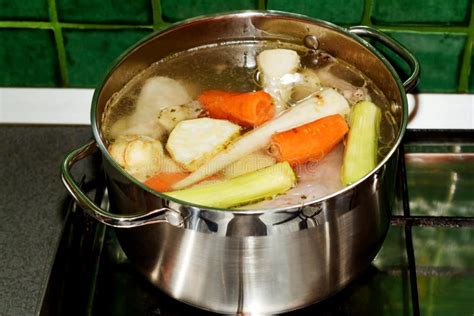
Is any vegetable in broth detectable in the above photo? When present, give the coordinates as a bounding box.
[102,42,397,209]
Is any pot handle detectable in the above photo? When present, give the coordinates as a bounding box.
[348,26,420,92]
[61,140,184,228]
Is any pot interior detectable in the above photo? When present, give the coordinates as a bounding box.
[92,11,407,211]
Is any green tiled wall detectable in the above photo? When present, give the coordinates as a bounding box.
[267,0,365,25]
[371,0,471,25]
[161,0,259,22]
[0,0,50,21]
[0,29,59,86]
[385,32,467,92]
[56,0,153,24]
[0,0,473,92]
[63,29,151,86]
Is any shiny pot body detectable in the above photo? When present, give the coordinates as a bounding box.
[62,11,418,314]
[106,154,397,313]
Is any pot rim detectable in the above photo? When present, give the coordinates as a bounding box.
[91,10,408,214]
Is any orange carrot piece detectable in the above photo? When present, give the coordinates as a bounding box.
[145,172,222,192]
[198,90,274,127]
[145,172,189,192]
[270,114,349,166]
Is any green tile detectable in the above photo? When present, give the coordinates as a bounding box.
[0,0,49,20]
[413,227,474,315]
[372,0,471,25]
[376,31,467,92]
[0,29,59,86]
[470,51,474,93]
[56,0,152,24]
[63,29,151,87]
[267,0,364,25]
[161,0,258,22]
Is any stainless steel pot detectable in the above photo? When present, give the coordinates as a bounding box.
[61,11,419,314]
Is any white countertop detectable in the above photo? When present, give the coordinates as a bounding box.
[0,88,473,129]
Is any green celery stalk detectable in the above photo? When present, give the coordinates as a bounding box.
[166,162,296,209]
[341,101,381,185]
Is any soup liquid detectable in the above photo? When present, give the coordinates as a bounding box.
[102,41,398,209]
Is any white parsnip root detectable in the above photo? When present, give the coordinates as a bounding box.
[291,69,322,102]
[166,118,241,171]
[108,135,164,181]
[157,101,202,132]
[257,49,300,112]
[172,88,350,189]
[109,76,193,140]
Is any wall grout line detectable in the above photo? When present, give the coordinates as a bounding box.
[457,1,474,92]
[151,0,166,30]
[0,21,53,29]
[377,25,471,33]
[0,21,153,30]
[361,0,373,26]
[60,22,153,30]
[48,0,68,87]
